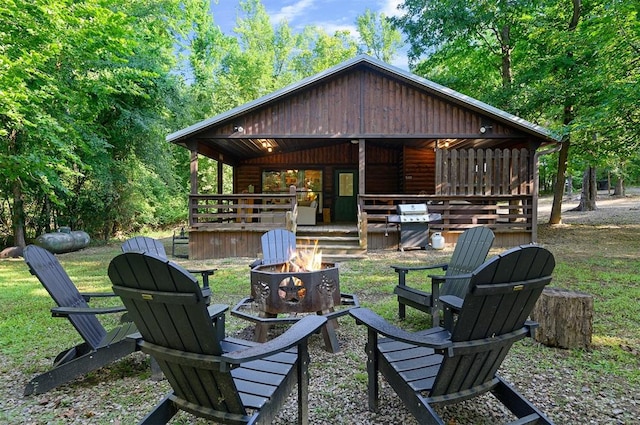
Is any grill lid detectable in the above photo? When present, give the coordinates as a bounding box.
[397,203,428,215]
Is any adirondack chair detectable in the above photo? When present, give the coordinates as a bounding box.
[22,245,140,396]
[121,235,215,301]
[249,228,297,268]
[109,251,326,425]
[351,245,556,425]
[392,226,494,325]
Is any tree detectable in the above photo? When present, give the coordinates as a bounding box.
[0,0,186,243]
[392,0,540,87]
[292,27,358,76]
[393,0,639,223]
[356,9,404,63]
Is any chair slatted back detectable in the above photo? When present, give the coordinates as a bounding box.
[108,252,245,416]
[121,236,167,258]
[431,245,554,397]
[441,227,495,299]
[261,229,296,266]
[23,245,106,349]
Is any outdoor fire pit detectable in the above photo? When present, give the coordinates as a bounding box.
[250,262,341,314]
[232,256,358,353]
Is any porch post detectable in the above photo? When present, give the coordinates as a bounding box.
[187,141,198,195]
[358,138,366,194]
[217,155,224,194]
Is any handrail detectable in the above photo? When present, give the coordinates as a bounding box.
[359,194,534,233]
[189,194,297,229]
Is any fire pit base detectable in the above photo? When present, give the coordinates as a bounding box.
[231,293,359,353]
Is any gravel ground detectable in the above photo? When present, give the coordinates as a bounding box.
[2,190,639,424]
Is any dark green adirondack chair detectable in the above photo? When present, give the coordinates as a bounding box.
[249,228,297,268]
[392,226,494,325]
[109,251,326,425]
[22,245,140,396]
[121,235,215,302]
[352,245,556,425]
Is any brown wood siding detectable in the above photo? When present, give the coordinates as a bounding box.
[222,68,527,139]
[402,147,436,194]
[236,165,260,194]
[361,70,486,136]
[190,229,262,260]
[240,73,362,136]
[365,144,401,193]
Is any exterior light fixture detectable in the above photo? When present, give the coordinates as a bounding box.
[480,125,492,134]
[350,139,359,144]
[233,125,244,133]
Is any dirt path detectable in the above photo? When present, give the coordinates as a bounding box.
[537,188,640,225]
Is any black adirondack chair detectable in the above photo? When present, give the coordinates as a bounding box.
[22,245,140,396]
[392,226,495,325]
[121,235,215,301]
[249,228,297,268]
[109,251,326,425]
[351,245,556,425]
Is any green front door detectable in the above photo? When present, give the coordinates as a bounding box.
[333,169,358,222]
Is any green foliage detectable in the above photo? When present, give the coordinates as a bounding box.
[396,0,640,202]
[356,9,404,63]
[6,0,536,245]
[0,0,187,241]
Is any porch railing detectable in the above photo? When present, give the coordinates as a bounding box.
[189,194,296,230]
[359,194,534,233]
[188,193,533,235]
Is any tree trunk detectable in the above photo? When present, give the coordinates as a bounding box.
[549,0,582,225]
[500,25,512,88]
[12,181,26,248]
[574,166,597,211]
[566,175,573,196]
[614,177,625,196]
[549,138,570,224]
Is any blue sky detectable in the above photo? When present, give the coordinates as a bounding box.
[209,0,409,69]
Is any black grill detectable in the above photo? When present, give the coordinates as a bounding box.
[386,204,441,251]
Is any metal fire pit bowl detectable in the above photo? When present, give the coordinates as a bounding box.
[250,262,341,315]
[231,262,359,353]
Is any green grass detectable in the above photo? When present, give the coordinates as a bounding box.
[1,224,639,422]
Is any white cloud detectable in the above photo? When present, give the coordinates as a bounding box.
[270,0,316,24]
[379,0,403,17]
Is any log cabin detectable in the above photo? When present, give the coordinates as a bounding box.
[167,55,560,260]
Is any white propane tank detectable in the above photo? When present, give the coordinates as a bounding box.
[431,232,445,250]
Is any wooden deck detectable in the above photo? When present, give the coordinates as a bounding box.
[186,193,535,259]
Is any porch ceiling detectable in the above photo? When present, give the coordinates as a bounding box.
[194,135,528,163]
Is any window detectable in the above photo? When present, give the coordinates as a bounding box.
[262,169,322,206]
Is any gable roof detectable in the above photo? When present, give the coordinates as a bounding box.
[167,55,558,159]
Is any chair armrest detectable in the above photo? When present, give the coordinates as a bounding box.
[440,295,463,311]
[186,268,217,288]
[349,307,452,350]
[393,264,449,289]
[207,304,228,340]
[51,305,128,317]
[391,263,448,273]
[79,292,118,301]
[222,315,326,364]
[207,303,228,318]
[249,258,263,269]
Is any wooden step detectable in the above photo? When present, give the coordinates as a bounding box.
[295,225,366,261]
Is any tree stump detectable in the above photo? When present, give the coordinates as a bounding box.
[530,287,593,349]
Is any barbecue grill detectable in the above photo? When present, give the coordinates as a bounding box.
[386,204,442,251]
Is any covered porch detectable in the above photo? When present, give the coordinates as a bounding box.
[167,55,559,260]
